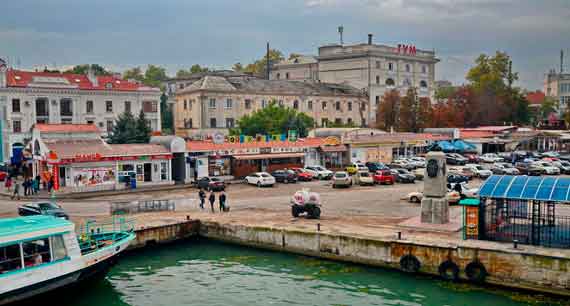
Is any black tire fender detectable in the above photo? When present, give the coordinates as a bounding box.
[399,255,421,273]
[438,260,460,281]
[465,261,487,283]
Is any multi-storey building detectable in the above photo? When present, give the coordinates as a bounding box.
[544,70,570,114]
[174,75,368,138]
[270,34,439,126]
[0,63,161,162]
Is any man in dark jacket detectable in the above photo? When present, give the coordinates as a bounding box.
[219,192,226,212]
[198,189,206,210]
[208,192,216,213]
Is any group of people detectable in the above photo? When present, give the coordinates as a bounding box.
[198,189,228,213]
[5,175,54,200]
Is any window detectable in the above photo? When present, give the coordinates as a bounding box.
[183,100,187,110]
[184,118,193,128]
[22,238,51,267]
[13,120,21,133]
[321,118,329,127]
[209,99,216,109]
[87,120,94,125]
[388,62,394,71]
[347,118,353,125]
[50,235,67,261]
[376,61,381,69]
[385,78,395,86]
[276,73,280,80]
[405,64,411,72]
[61,118,72,124]
[60,99,72,116]
[335,118,342,125]
[225,98,233,109]
[12,99,20,113]
[348,101,353,111]
[245,99,252,109]
[293,100,299,109]
[0,244,22,272]
[210,118,217,128]
[376,76,380,84]
[420,80,428,88]
[226,118,235,128]
[124,101,131,113]
[335,101,341,111]
[361,103,366,111]
[106,120,113,132]
[322,101,327,110]
[375,96,380,106]
[105,101,113,113]
[422,65,427,74]
[278,100,284,106]
[285,72,290,79]
[160,161,168,180]
[143,101,157,113]
[307,100,313,110]
[86,100,94,114]
[403,78,411,86]
[261,100,267,108]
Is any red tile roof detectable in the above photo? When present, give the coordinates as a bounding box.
[461,126,516,132]
[345,133,448,144]
[44,139,170,159]
[6,69,158,92]
[459,130,495,139]
[36,124,100,133]
[526,91,546,105]
[187,138,326,152]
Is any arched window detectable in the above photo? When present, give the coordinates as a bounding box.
[376,76,380,84]
[420,80,428,88]
[276,73,280,80]
[405,64,411,72]
[293,100,299,109]
[403,78,411,86]
[385,78,395,86]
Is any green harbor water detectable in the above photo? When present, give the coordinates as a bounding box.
[52,240,560,306]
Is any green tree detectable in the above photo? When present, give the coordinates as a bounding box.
[65,64,111,76]
[160,93,173,134]
[244,49,284,77]
[232,62,244,72]
[190,64,209,73]
[233,101,314,137]
[143,65,168,88]
[467,51,518,93]
[539,97,558,121]
[123,67,145,82]
[135,109,151,143]
[108,112,137,144]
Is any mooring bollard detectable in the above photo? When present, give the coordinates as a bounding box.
[317,223,321,231]
[513,239,518,249]
[186,215,190,221]
[397,231,402,240]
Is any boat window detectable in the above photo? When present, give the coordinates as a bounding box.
[22,239,51,268]
[51,235,67,261]
[0,244,22,274]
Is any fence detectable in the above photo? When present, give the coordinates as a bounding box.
[110,199,176,215]
[481,198,570,248]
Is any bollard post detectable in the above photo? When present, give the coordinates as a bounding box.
[513,239,518,249]
[397,231,402,240]
[186,215,190,221]
[317,223,321,231]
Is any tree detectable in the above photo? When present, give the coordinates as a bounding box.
[233,101,314,137]
[244,49,285,77]
[135,109,151,143]
[123,67,144,82]
[108,112,137,144]
[144,65,168,88]
[539,97,558,121]
[190,64,209,73]
[160,93,173,134]
[288,53,302,60]
[376,90,400,131]
[232,62,244,72]
[65,64,111,76]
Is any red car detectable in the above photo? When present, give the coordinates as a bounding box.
[292,168,313,181]
[373,170,394,185]
[0,171,7,182]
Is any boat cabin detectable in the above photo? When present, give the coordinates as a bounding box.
[0,216,78,276]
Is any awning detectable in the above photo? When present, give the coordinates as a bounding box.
[232,153,305,160]
[320,145,347,152]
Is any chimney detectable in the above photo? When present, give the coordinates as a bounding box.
[561,49,564,74]
[368,34,373,45]
[0,58,6,88]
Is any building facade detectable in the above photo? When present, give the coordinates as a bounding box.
[0,65,162,162]
[174,76,368,138]
[270,34,439,126]
[544,70,570,114]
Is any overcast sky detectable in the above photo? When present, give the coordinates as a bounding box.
[1,0,569,90]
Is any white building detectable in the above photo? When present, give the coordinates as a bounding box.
[0,63,161,162]
[270,34,439,126]
[544,70,570,114]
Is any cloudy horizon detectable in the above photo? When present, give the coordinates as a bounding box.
[1,0,569,90]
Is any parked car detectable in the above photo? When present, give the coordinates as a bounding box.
[412,168,424,181]
[390,168,416,183]
[404,191,461,204]
[373,170,395,185]
[389,160,415,171]
[465,164,493,179]
[332,171,352,188]
[515,162,543,176]
[18,202,69,220]
[552,161,570,174]
[480,153,504,163]
[0,171,7,182]
[346,162,369,175]
[271,170,298,183]
[195,176,226,191]
[305,166,334,180]
[464,154,480,164]
[291,168,314,181]
[541,151,560,158]
[408,157,426,168]
[533,161,561,175]
[445,153,467,165]
[490,163,520,175]
[365,162,389,172]
[448,166,475,179]
[245,172,276,187]
[353,171,374,186]
[447,174,469,184]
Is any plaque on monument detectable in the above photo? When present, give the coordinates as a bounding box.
[421,151,449,224]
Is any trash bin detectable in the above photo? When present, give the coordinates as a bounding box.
[130,177,137,189]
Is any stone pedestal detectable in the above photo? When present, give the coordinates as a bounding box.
[421,197,449,224]
[420,151,449,224]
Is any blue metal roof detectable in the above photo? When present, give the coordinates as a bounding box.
[0,215,73,238]
[479,175,570,202]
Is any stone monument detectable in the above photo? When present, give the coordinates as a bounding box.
[421,151,449,224]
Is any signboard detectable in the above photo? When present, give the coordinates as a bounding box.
[212,132,225,144]
[323,136,341,146]
[59,154,173,164]
[73,167,116,187]
[465,206,479,239]
[395,44,417,56]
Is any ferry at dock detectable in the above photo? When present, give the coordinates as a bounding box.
[0,215,136,305]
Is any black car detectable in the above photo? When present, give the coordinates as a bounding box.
[195,177,226,191]
[18,202,69,220]
[445,153,467,165]
[447,174,469,184]
[271,170,298,183]
[365,162,389,172]
[390,168,416,183]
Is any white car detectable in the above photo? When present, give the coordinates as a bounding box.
[480,153,504,163]
[305,165,334,180]
[245,172,276,187]
[533,161,560,175]
[465,164,493,179]
[404,191,461,204]
[408,157,426,168]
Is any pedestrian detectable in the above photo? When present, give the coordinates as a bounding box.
[22,178,29,196]
[48,176,55,193]
[219,191,226,212]
[33,176,40,194]
[4,176,12,192]
[208,191,216,213]
[11,179,20,200]
[198,188,206,210]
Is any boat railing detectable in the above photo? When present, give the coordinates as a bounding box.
[77,215,135,254]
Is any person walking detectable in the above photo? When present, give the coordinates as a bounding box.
[48,176,54,193]
[219,191,226,212]
[33,176,40,195]
[4,176,12,192]
[11,179,20,200]
[208,191,216,213]
[22,178,29,196]
[198,188,206,210]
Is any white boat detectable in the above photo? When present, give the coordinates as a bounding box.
[0,215,135,305]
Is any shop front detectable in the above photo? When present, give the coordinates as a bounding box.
[232,153,305,178]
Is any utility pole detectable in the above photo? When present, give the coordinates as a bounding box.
[266,42,270,80]
[338,25,344,45]
[561,49,565,74]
